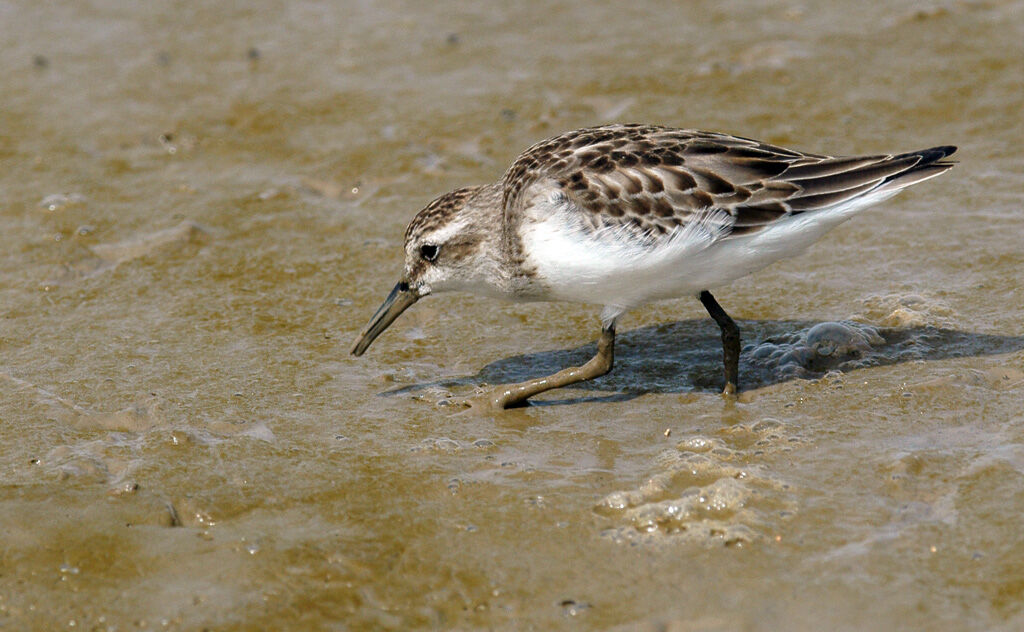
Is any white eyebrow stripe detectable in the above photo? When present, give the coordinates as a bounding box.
[422,218,469,245]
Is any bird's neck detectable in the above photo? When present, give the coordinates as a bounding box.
[463,184,544,300]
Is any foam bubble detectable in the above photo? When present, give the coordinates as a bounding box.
[746,320,886,380]
[852,293,958,328]
[597,424,798,545]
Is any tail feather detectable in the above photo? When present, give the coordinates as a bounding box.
[727,144,957,233]
[892,145,957,165]
[877,145,957,192]
[791,155,920,197]
[784,145,957,207]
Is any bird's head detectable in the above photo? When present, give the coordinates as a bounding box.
[350,185,498,356]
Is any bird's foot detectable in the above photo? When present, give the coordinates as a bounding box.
[439,384,529,411]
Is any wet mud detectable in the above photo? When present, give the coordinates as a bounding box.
[2,1,1023,630]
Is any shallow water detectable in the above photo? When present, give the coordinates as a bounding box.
[2,1,1023,629]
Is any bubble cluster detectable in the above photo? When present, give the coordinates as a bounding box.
[746,320,885,381]
[596,421,799,546]
[852,293,958,329]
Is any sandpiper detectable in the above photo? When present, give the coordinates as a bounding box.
[351,124,956,408]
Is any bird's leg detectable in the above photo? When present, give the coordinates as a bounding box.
[481,324,616,409]
[698,290,740,395]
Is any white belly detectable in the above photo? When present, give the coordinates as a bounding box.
[520,190,898,316]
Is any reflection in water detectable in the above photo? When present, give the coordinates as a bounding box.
[385,318,1024,401]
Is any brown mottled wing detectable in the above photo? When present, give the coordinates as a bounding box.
[501,124,956,240]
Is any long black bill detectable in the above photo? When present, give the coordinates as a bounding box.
[350,282,419,356]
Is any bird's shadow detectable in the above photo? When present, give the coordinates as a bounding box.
[383,319,1024,406]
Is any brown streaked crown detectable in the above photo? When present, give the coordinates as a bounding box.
[404,186,484,243]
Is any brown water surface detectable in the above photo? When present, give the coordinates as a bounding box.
[2,1,1024,629]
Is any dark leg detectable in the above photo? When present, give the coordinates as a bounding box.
[483,324,616,409]
[698,290,740,395]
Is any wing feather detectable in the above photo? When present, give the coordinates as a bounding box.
[502,124,956,242]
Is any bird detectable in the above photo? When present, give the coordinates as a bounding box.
[350,124,956,408]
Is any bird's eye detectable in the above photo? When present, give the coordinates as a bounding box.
[420,244,439,262]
